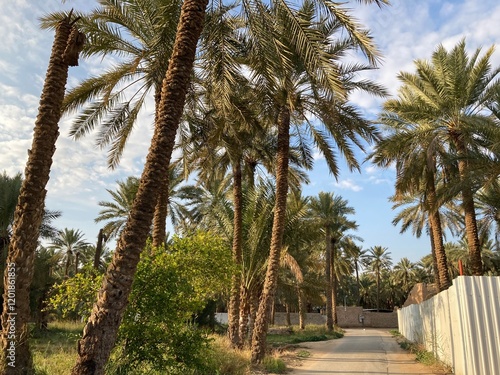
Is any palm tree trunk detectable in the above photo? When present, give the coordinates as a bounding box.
[298,286,306,330]
[152,87,169,249]
[454,138,483,275]
[247,287,259,346]
[228,159,243,348]
[426,170,451,290]
[1,16,76,374]
[325,230,333,331]
[285,303,291,326]
[428,230,442,290]
[64,251,72,278]
[71,1,208,373]
[251,106,290,363]
[331,242,338,325]
[355,261,361,305]
[94,229,105,270]
[376,267,380,311]
[152,174,169,248]
[238,284,250,348]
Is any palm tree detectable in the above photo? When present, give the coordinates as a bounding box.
[71,0,209,372]
[372,111,452,290]
[42,0,183,248]
[365,246,392,311]
[309,192,357,329]
[249,1,387,362]
[344,241,367,305]
[393,257,416,299]
[1,13,83,374]
[95,177,140,240]
[49,229,91,278]
[380,40,500,276]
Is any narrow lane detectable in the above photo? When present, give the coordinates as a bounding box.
[288,328,447,374]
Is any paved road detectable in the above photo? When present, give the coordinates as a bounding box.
[288,328,447,374]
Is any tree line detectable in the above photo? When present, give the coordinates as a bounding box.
[2,0,500,373]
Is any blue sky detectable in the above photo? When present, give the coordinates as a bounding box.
[1,0,500,264]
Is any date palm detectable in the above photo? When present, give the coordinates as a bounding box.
[42,0,183,248]
[372,123,452,290]
[49,229,91,278]
[365,246,392,311]
[249,0,387,362]
[393,257,416,297]
[380,40,500,276]
[1,13,83,373]
[70,0,209,372]
[309,192,357,328]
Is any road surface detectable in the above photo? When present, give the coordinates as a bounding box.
[288,328,447,374]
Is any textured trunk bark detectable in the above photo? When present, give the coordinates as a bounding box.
[228,159,243,348]
[247,287,259,346]
[453,136,483,275]
[428,231,441,290]
[71,1,208,373]
[325,230,333,331]
[238,285,250,348]
[1,16,76,374]
[151,86,169,249]
[251,106,290,363]
[152,175,169,248]
[426,168,451,290]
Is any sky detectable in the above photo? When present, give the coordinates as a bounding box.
[1,0,500,264]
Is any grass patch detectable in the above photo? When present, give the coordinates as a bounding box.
[262,355,287,374]
[266,324,343,348]
[31,321,84,375]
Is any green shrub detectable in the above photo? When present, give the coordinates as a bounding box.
[109,232,234,374]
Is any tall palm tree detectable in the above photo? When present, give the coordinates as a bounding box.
[366,246,392,311]
[343,241,366,305]
[249,1,387,362]
[309,192,357,329]
[41,0,183,248]
[372,114,452,290]
[1,13,83,374]
[49,229,91,278]
[71,0,209,372]
[380,40,500,276]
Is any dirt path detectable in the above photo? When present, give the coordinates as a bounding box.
[288,328,448,374]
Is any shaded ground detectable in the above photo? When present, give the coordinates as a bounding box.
[288,328,450,374]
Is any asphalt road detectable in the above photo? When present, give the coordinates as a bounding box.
[288,328,447,375]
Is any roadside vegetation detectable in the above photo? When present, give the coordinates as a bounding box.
[30,322,342,374]
[390,330,453,374]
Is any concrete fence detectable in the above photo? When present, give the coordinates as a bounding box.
[398,276,500,375]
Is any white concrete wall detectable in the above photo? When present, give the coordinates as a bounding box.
[398,276,500,375]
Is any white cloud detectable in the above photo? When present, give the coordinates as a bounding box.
[333,179,363,192]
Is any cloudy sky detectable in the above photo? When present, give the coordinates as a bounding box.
[1,0,500,263]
